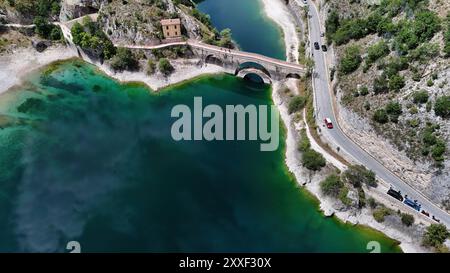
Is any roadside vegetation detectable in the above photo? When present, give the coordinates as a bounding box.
[326,0,449,166]
[422,224,449,253]
[320,164,377,207]
[298,129,326,171]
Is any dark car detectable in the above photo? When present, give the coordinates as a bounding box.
[314,42,320,50]
[387,188,403,202]
[321,45,327,52]
[421,210,430,217]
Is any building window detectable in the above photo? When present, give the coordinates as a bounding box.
[175,31,178,36]
[166,26,169,30]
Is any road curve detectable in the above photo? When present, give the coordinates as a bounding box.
[305,0,449,227]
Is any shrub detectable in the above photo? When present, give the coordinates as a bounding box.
[368,197,377,209]
[401,213,415,227]
[386,101,402,122]
[342,165,377,188]
[422,224,449,249]
[388,74,405,92]
[298,129,310,152]
[302,149,326,171]
[147,59,156,75]
[158,58,174,75]
[110,48,139,71]
[359,86,369,96]
[338,187,352,206]
[367,40,390,65]
[373,207,392,223]
[431,140,446,162]
[373,108,389,124]
[373,74,389,94]
[288,96,307,114]
[339,45,362,75]
[434,96,450,118]
[33,16,60,40]
[320,174,344,197]
[412,90,429,104]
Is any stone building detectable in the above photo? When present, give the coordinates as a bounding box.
[160,18,182,39]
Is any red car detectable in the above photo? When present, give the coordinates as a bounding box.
[324,118,333,129]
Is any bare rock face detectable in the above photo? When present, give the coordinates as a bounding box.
[97,0,205,46]
[32,39,52,52]
[59,0,105,22]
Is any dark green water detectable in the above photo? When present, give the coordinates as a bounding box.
[0,0,401,252]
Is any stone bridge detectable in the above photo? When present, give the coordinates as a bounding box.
[123,39,306,84]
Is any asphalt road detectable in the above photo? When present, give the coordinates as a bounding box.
[305,0,450,227]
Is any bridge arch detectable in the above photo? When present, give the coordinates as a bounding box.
[235,62,272,79]
[237,68,272,85]
[286,73,301,79]
[205,54,224,66]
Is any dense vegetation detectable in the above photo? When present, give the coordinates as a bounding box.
[339,45,361,75]
[33,16,62,40]
[110,48,139,71]
[288,95,307,114]
[71,17,116,60]
[320,164,378,207]
[298,129,326,171]
[422,224,449,252]
[329,0,449,165]
[7,0,61,18]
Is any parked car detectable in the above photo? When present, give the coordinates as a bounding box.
[403,197,421,211]
[320,32,325,37]
[314,42,320,50]
[421,210,430,217]
[324,118,333,129]
[321,45,327,52]
[387,187,403,202]
[303,0,308,5]
[432,216,440,223]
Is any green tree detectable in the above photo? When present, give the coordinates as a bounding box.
[71,22,84,45]
[373,108,389,124]
[412,90,429,104]
[158,58,174,75]
[342,165,377,188]
[422,224,449,249]
[434,96,450,118]
[320,174,344,197]
[339,45,362,75]
[33,16,52,39]
[218,28,233,48]
[367,40,390,65]
[388,74,405,92]
[386,101,402,123]
[110,48,139,71]
[302,149,326,171]
[401,213,415,227]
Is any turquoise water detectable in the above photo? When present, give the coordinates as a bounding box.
[195,0,286,60]
[0,0,401,252]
